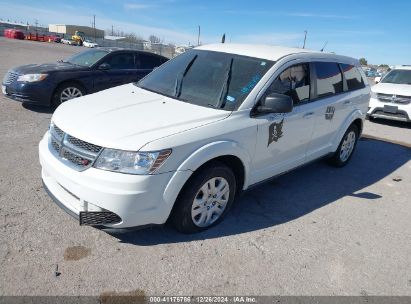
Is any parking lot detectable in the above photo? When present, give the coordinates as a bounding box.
[0,37,410,296]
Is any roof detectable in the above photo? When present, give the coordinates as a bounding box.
[195,43,358,64]
[393,65,411,70]
[104,35,127,41]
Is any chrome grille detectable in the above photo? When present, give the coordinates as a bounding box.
[2,71,19,85]
[377,93,411,105]
[50,137,61,153]
[66,135,102,153]
[49,123,101,171]
[61,149,93,169]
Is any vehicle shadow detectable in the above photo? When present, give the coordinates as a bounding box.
[107,138,411,245]
[369,118,411,129]
[22,103,53,114]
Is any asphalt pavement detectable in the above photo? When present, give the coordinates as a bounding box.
[0,37,410,297]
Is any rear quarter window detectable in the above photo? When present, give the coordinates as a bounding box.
[340,64,365,91]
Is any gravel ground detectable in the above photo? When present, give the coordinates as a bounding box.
[0,37,410,297]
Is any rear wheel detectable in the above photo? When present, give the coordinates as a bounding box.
[171,162,236,233]
[328,124,359,167]
[52,83,85,108]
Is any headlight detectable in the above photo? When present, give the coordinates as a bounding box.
[94,148,172,175]
[370,91,378,99]
[17,74,48,82]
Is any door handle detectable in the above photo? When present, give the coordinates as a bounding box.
[343,100,352,105]
[303,112,314,118]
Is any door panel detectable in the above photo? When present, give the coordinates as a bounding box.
[93,52,137,91]
[249,62,317,185]
[250,103,317,185]
[305,62,356,161]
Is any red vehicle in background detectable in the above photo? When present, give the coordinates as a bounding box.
[26,32,60,43]
[4,29,25,40]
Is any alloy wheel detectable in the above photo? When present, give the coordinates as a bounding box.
[60,87,83,103]
[340,130,356,162]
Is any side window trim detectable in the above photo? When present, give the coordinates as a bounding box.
[338,63,349,92]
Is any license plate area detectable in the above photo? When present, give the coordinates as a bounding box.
[383,105,398,114]
[1,85,6,95]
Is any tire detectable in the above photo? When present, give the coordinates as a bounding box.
[328,124,359,167]
[52,82,85,108]
[171,161,237,234]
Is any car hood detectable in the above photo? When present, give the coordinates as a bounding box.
[52,84,231,151]
[12,62,87,74]
[372,83,411,96]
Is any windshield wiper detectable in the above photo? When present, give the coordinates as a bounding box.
[174,55,198,98]
[216,58,234,109]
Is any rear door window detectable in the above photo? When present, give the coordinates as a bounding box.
[104,53,135,69]
[138,54,165,69]
[340,64,365,91]
[314,62,343,98]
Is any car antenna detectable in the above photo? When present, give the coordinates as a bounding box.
[320,41,328,52]
[221,33,226,43]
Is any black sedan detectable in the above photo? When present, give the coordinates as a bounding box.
[1,48,168,107]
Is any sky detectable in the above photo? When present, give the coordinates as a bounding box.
[0,0,410,65]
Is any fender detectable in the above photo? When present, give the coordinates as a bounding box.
[162,140,252,209]
[331,109,364,152]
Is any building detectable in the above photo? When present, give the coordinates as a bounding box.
[48,24,104,38]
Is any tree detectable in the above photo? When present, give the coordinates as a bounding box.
[359,58,368,66]
[149,35,161,44]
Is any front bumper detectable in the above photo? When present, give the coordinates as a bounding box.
[2,81,53,106]
[367,98,411,122]
[39,134,192,228]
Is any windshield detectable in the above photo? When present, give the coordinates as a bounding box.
[136,50,275,111]
[65,49,108,67]
[381,69,411,85]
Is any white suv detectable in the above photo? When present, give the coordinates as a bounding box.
[39,44,370,233]
[367,66,411,122]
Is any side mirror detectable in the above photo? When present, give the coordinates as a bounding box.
[374,76,381,84]
[98,63,110,70]
[252,93,293,117]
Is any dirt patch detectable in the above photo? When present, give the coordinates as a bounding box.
[63,246,91,261]
[100,289,146,304]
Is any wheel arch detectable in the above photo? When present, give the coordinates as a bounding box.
[331,110,364,152]
[162,141,251,215]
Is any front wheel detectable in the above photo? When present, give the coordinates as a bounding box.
[52,83,85,108]
[171,162,236,233]
[328,124,359,167]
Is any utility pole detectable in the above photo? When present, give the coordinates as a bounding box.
[303,30,307,49]
[197,25,200,46]
[93,15,96,41]
[34,19,38,34]
[111,25,114,36]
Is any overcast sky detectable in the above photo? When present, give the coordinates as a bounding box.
[1,0,410,65]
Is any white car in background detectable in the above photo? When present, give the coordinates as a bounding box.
[368,66,411,122]
[39,44,369,233]
[83,40,99,48]
[61,38,74,45]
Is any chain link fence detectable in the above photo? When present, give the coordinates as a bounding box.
[1,23,176,59]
